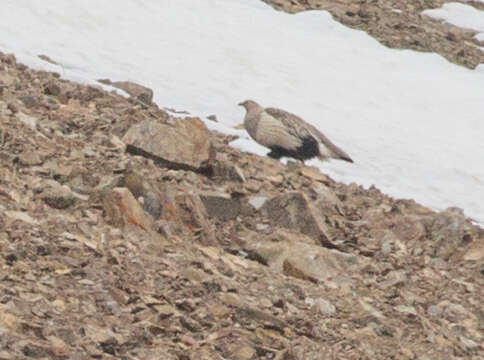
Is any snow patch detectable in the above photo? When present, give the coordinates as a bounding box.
[423,2,484,42]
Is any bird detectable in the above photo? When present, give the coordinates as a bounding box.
[238,100,353,163]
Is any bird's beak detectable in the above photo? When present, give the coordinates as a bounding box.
[238,102,243,106]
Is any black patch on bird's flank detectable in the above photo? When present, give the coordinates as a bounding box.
[268,136,320,161]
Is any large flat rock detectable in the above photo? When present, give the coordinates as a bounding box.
[245,229,365,284]
[123,118,215,173]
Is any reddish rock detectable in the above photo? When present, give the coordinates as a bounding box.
[102,187,153,230]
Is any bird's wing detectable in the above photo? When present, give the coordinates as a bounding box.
[265,107,312,137]
[266,107,353,162]
[254,110,302,150]
[303,121,353,162]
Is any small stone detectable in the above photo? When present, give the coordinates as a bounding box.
[221,293,241,307]
[110,80,153,105]
[459,336,478,350]
[20,95,38,108]
[300,166,330,183]
[209,304,231,318]
[49,336,70,357]
[207,114,218,122]
[44,81,61,96]
[395,305,417,316]
[256,223,269,231]
[268,174,283,185]
[5,211,39,225]
[7,102,18,114]
[248,196,267,210]
[16,112,38,130]
[427,305,442,317]
[311,298,336,317]
[156,305,176,318]
[18,150,43,166]
[42,184,76,209]
[38,54,58,65]
[234,346,256,360]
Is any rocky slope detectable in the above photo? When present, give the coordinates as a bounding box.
[0,51,483,360]
[262,0,484,69]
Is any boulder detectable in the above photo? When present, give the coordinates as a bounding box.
[123,118,215,173]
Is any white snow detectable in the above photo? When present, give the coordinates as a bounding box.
[423,2,484,42]
[1,0,483,225]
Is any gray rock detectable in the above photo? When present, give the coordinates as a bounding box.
[260,192,333,247]
[41,182,77,209]
[310,298,336,317]
[18,150,43,166]
[213,160,246,182]
[427,305,443,317]
[248,196,268,210]
[245,230,364,284]
[200,192,241,221]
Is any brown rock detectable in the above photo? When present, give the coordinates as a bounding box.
[43,81,61,96]
[300,166,331,184]
[0,72,16,87]
[234,345,256,360]
[18,150,43,166]
[103,80,154,105]
[245,230,364,283]
[48,336,70,357]
[123,118,215,173]
[1,53,16,65]
[5,210,39,226]
[463,240,484,261]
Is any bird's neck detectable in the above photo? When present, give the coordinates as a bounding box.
[243,107,264,135]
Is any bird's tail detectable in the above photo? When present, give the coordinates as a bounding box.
[338,154,354,163]
[318,143,354,163]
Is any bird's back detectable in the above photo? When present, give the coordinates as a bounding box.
[265,107,353,163]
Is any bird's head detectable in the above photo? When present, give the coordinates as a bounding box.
[238,100,260,112]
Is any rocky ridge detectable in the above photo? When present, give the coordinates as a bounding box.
[0,52,483,359]
[262,0,484,69]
